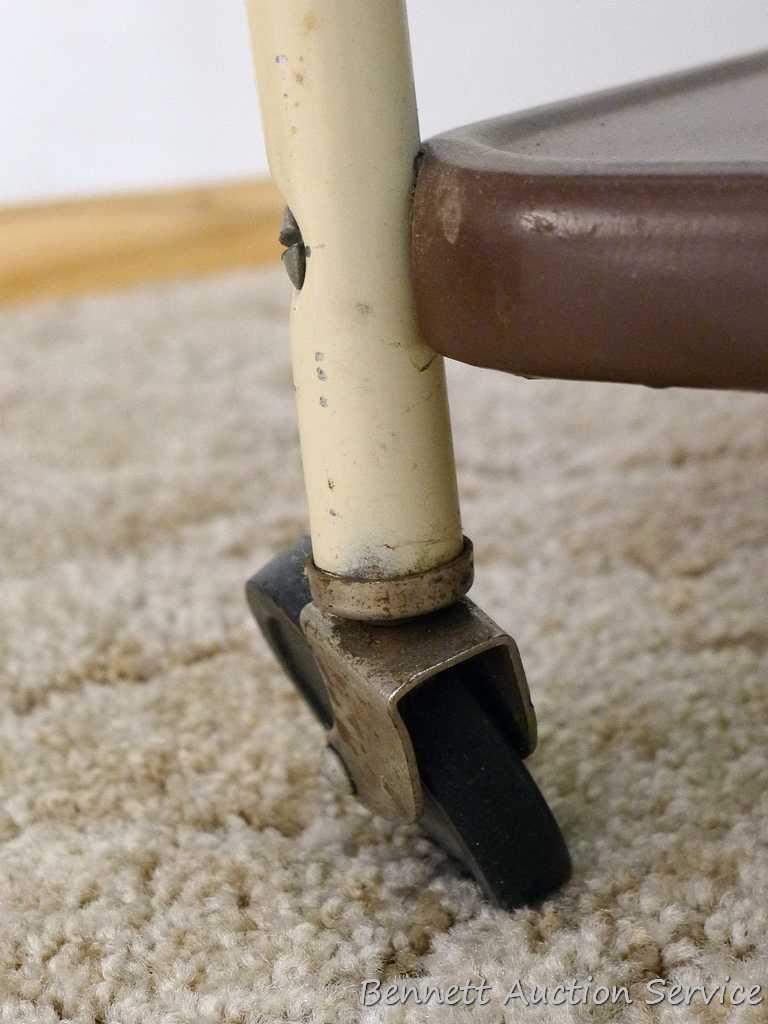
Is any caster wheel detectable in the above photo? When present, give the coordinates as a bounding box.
[246,538,571,911]
[401,665,570,909]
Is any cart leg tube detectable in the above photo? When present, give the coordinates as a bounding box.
[246,0,465,600]
[244,4,570,905]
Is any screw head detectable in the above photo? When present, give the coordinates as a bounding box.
[279,207,306,290]
[278,206,302,248]
[281,243,306,290]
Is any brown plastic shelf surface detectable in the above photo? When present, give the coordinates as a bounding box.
[412,52,768,391]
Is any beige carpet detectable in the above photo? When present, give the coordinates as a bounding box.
[1,267,767,1024]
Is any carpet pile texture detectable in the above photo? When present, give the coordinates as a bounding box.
[2,268,767,1023]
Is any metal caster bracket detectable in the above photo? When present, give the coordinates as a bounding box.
[247,539,571,909]
[301,589,536,823]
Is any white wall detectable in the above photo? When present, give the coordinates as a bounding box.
[2,0,766,204]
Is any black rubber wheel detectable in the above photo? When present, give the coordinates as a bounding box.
[400,665,571,910]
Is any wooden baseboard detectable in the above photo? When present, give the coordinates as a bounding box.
[0,179,283,305]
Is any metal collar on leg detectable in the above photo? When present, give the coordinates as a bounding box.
[306,537,474,622]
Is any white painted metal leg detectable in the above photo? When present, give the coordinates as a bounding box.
[246,0,463,581]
